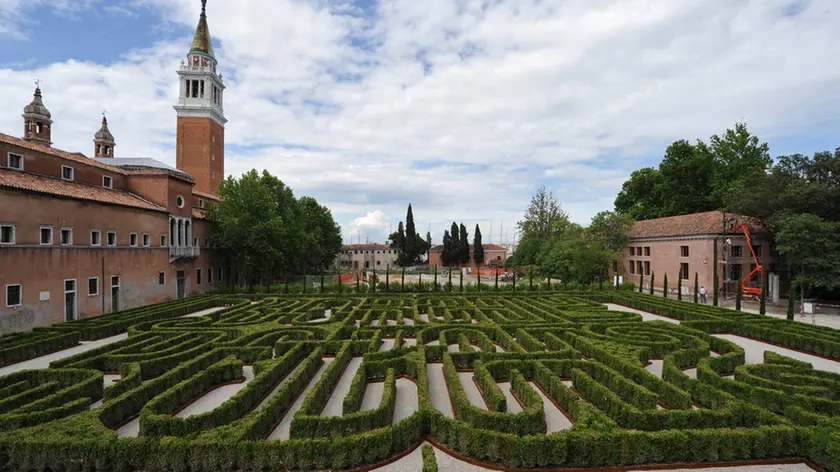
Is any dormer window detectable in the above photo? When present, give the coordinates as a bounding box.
[61,166,74,181]
[7,153,23,170]
[102,176,113,189]
[199,199,205,209]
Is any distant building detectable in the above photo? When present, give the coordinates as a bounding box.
[335,244,401,270]
[0,3,230,333]
[428,244,508,268]
[621,211,778,295]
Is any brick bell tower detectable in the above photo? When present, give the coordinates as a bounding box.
[175,0,226,196]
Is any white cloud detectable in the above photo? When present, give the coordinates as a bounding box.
[344,210,393,245]
[2,0,840,246]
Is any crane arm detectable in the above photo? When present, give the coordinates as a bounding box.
[730,223,763,297]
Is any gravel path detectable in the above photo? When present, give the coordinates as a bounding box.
[379,338,396,352]
[370,443,424,471]
[458,373,487,410]
[0,332,129,376]
[402,338,417,347]
[470,345,483,352]
[713,334,840,373]
[496,382,522,413]
[426,340,440,346]
[433,446,491,471]
[181,306,227,318]
[605,303,680,324]
[393,378,418,423]
[627,464,816,472]
[529,381,572,432]
[176,366,255,418]
[683,368,698,379]
[307,309,331,323]
[447,344,459,353]
[116,415,140,438]
[267,358,333,440]
[386,319,397,326]
[426,364,454,418]
[402,318,414,326]
[361,382,384,411]
[645,359,664,378]
[254,362,304,411]
[419,314,430,323]
[321,357,363,416]
[103,373,121,387]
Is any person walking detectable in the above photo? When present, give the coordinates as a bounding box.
[699,285,707,304]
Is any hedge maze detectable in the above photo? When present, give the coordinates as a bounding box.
[1,291,840,471]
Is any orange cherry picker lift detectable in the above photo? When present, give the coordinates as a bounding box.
[731,223,763,301]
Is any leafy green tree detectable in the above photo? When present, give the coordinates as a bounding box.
[614,167,664,220]
[441,230,453,266]
[459,223,470,264]
[473,224,484,264]
[518,186,566,243]
[776,213,840,310]
[208,170,340,285]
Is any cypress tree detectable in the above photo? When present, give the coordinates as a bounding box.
[599,277,604,290]
[405,204,417,265]
[735,283,742,311]
[395,222,406,265]
[442,230,452,266]
[401,267,406,292]
[713,273,719,307]
[787,283,795,320]
[649,272,655,295]
[433,265,438,291]
[663,274,669,298]
[759,272,767,315]
[694,273,699,303]
[512,271,516,291]
[459,268,464,292]
[459,223,470,264]
[495,270,499,291]
[677,276,682,301]
[639,274,644,293]
[385,265,390,292]
[448,267,452,292]
[372,268,376,293]
[356,272,360,293]
[529,267,533,291]
[450,223,460,265]
[473,225,484,264]
[320,273,325,294]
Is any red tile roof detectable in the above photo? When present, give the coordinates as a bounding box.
[193,190,220,201]
[0,169,167,213]
[629,211,761,239]
[0,132,128,175]
[342,244,393,251]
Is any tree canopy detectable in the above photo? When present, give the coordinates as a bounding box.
[388,204,430,266]
[473,224,484,264]
[208,170,341,285]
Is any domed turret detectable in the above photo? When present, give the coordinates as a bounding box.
[22,85,53,146]
[93,115,116,158]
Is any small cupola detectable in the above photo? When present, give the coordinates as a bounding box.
[22,85,53,146]
[93,115,116,158]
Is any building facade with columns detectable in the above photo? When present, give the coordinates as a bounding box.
[0,2,230,333]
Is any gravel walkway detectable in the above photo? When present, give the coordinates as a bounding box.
[307,309,331,323]
[605,304,680,324]
[427,340,440,346]
[402,318,414,326]
[393,378,418,423]
[496,382,522,413]
[370,443,424,471]
[645,359,664,378]
[458,373,487,410]
[0,332,129,376]
[402,338,417,347]
[176,366,255,418]
[361,382,384,411]
[117,415,140,438]
[712,334,840,373]
[419,314,430,323]
[379,338,396,352]
[447,344,459,353]
[426,364,454,418]
[529,381,572,432]
[267,358,333,440]
[180,306,227,318]
[321,357,363,416]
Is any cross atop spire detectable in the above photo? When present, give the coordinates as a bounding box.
[189,0,215,60]
[201,0,207,14]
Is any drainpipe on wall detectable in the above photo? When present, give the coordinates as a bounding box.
[101,256,106,315]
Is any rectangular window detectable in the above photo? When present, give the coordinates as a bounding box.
[752,245,762,257]
[729,264,743,282]
[158,272,165,285]
[107,231,116,247]
[142,233,150,247]
[637,261,643,275]
[218,267,223,282]
[193,237,198,246]
[644,261,651,276]
[644,247,651,256]
[732,246,743,258]
[40,226,53,245]
[129,233,138,247]
[629,261,635,274]
[7,152,23,170]
[88,277,99,296]
[0,225,14,244]
[6,284,22,307]
[208,267,213,284]
[102,175,113,189]
[91,230,101,246]
[160,234,168,247]
[197,268,202,285]
[680,263,689,280]
[680,246,689,258]
[58,228,72,245]
[111,276,120,287]
[629,247,635,256]
[61,166,74,181]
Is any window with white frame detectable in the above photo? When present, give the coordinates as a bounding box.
[61,166,74,181]
[88,277,99,296]
[142,233,150,247]
[160,234,168,247]
[129,233,138,247]
[40,226,53,245]
[7,152,23,170]
[102,175,113,189]
[91,230,101,246]
[1,225,15,244]
[107,231,116,246]
[6,284,22,307]
[60,228,72,245]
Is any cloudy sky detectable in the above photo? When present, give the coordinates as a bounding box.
[1,0,838,245]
